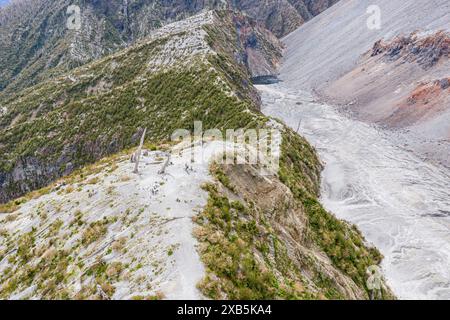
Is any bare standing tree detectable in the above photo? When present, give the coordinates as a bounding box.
[158,152,171,175]
[296,118,302,133]
[133,127,147,174]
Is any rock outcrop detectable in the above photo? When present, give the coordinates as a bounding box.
[371,31,450,69]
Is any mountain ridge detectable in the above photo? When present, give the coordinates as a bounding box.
[0,10,282,203]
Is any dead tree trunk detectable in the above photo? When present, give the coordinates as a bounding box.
[133,128,147,174]
[296,119,302,133]
[158,153,171,175]
[96,284,110,300]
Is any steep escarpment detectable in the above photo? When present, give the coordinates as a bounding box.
[195,128,392,299]
[281,0,450,88]
[326,30,450,123]
[0,11,282,203]
[204,12,283,82]
[370,31,449,69]
[229,0,340,38]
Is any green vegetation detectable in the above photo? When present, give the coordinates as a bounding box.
[0,229,72,299]
[194,128,393,300]
[0,10,392,301]
[195,182,310,300]
[81,221,108,246]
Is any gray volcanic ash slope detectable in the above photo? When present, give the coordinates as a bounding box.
[258,0,450,300]
[259,84,450,300]
[280,0,450,167]
[281,0,450,89]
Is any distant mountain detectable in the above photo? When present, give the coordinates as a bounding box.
[0,0,339,95]
[227,0,341,37]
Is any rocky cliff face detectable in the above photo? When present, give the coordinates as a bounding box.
[232,0,340,37]
[370,31,450,69]
[195,158,384,299]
